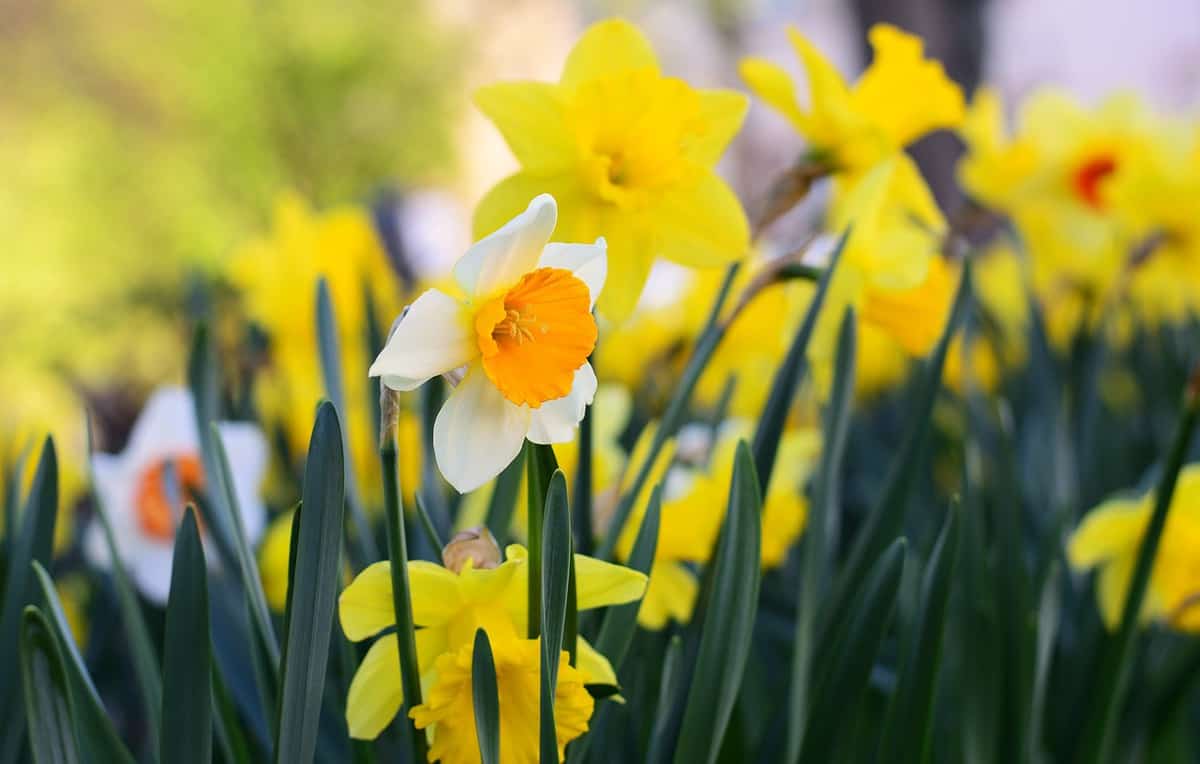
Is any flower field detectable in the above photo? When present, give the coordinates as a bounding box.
[2,8,1200,764]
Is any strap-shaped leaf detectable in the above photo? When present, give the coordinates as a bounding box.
[785,308,855,763]
[484,449,525,546]
[525,442,560,639]
[540,471,572,763]
[274,402,347,764]
[879,507,961,763]
[472,629,501,764]
[801,539,907,762]
[0,438,59,752]
[160,508,212,764]
[593,482,663,668]
[672,441,762,764]
[20,606,79,764]
[32,563,134,764]
[751,229,846,492]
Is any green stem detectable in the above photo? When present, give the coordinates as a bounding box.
[379,436,426,763]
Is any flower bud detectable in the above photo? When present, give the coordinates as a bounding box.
[441,526,501,572]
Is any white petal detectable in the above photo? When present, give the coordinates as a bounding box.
[216,422,269,544]
[132,543,175,605]
[538,238,608,309]
[123,387,201,469]
[528,363,597,445]
[368,289,475,391]
[454,194,557,298]
[433,367,531,493]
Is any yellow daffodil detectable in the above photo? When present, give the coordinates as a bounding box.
[411,636,594,764]
[809,156,954,382]
[1069,465,1200,632]
[473,18,749,321]
[258,507,295,612]
[370,194,605,493]
[84,388,267,605]
[740,23,964,174]
[338,538,645,740]
[230,192,400,504]
[621,421,819,628]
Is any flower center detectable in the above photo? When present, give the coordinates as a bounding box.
[474,267,597,407]
[1073,154,1117,210]
[566,69,705,209]
[135,455,204,541]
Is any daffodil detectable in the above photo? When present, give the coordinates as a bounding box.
[84,387,267,604]
[230,192,401,504]
[740,23,964,174]
[620,421,819,628]
[473,18,749,321]
[411,636,594,764]
[370,194,605,493]
[338,537,645,740]
[1068,465,1200,632]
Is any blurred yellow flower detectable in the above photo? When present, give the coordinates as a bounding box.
[230,192,401,505]
[411,636,593,764]
[1068,464,1200,632]
[623,422,819,628]
[338,541,645,739]
[473,18,749,321]
[740,24,964,173]
[259,508,295,612]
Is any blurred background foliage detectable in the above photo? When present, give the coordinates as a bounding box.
[0,0,463,452]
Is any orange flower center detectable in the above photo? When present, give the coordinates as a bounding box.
[474,267,597,407]
[1073,154,1117,210]
[134,455,205,541]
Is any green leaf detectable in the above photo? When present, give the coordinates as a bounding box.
[800,538,907,762]
[540,471,572,763]
[1028,562,1061,764]
[85,417,163,751]
[32,563,133,764]
[484,449,525,546]
[413,492,446,551]
[1074,380,1200,764]
[316,276,378,567]
[160,508,212,764]
[672,441,762,764]
[380,432,427,763]
[879,506,961,764]
[572,403,594,557]
[0,437,59,752]
[275,402,347,764]
[212,662,254,764]
[189,323,281,685]
[593,483,663,669]
[751,228,846,491]
[785,308,855,763]
[645,636,685,764]
[525,442,559,639]
[596,263,740,561]
[20,606,79,764]
[820,263,971,648]
[472,628,501,764]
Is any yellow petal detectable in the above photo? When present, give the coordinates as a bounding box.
[472,172,584,243]
[738,57,806,129]
[573,554,648,610]
[409,561,467,626]
[345,634,403,740]
[850,24,965,149]
[473,82,573,174]
[652,172,750,269]
[785,26,859,149]
[560,18,659,91]
[576,636,618,686]
[637,562,698,630]
[688,89,749,166]
[595,216,653,323]
[339,562,398,641]
[1067,498,1148,570]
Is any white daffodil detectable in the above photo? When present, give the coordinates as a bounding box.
[370,194,606,493]
[84,387,268,604]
